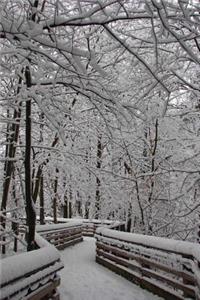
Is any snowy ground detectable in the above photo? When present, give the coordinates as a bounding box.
[59,237,162,300]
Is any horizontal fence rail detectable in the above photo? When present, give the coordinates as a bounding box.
[95,228,200,300]
[0,233,63,300]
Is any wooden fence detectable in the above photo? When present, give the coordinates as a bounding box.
[96,228,200,300]
[36,221,83,250]
[82,220,125,236]
[39,217,125,237]
[0,221,84,300]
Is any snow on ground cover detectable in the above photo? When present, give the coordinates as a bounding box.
[59,237,163,300]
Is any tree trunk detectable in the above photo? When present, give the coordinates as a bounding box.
[53,175,58,223]
[40,174,45,224]
[11,171,18,252]
[25,66,36,251]
[69,202,72,218]
[95,135,103,219]
[85,200,90,219]
[63,200,68,218]
[126,203,132,232]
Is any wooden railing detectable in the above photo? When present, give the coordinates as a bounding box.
[82,220,125,236]
[96,228,200,300]
[0,220,84,300]
[52,217,126,237]
[0,232,63,300]
[36,221,83,250]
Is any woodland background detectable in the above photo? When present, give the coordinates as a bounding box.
[0,0,200,250]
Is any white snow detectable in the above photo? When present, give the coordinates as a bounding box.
[58,237,163,300]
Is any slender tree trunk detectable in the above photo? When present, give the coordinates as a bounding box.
[63,188,68,218]
[39,174,45,224]
[147,119,158,234]
[95,135,102,219]
[68,183,73,218]
[63,200,68,218]
[85,199,90,219]
[126,203,132,232]
[69,202,72,218]
[32,166,42,203]
[53,171,58,223]
[25,66,36,251]
[11,171,18,252]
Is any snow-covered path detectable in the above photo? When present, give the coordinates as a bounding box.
[59,237,162,300]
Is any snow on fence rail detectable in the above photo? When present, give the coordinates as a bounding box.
[0,233,63,300]
[95,228,200,300]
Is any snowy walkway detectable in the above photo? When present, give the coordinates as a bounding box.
[59,237,162,300]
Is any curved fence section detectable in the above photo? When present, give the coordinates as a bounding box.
[0,233,63,300]
[95,228,200,300]
[0,220,84,300]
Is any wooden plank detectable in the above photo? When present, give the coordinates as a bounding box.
[97,248,141,273]
[53,233,82,246]
[97,248,195,298]
[26,276,60,300]
[56,237,83,250]
[42,229,82,241]
[96,255,185,300]
[83,232,94,237]
[96,233,193,259]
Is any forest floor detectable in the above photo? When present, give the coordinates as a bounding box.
[59,237,163,300]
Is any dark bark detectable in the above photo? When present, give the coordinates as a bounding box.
[12,171,18,252]
[95,136,103,219]
[126,203,132,232]
[25,66,36,251]
[147,119,158,234]
[32,112,44,203]
[69,202,72,218]
[63,200,68,218]
[85,200,90,219]
[62,180,68,218]
[53,171,58,223]
[68,184,73,218]
[39,174,45,224]
[32,166,42,203]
